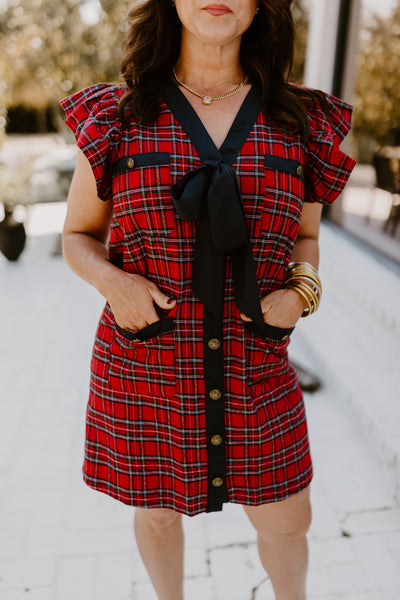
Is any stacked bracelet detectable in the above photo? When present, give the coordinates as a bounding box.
[284,261,322,317]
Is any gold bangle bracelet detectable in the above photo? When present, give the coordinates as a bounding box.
[285,276,322,300]
[285,262,322,317]
[285,263,322,304]
[285,274,322,293]
[286,268,322,291]
[285,282,317,316]
[287,288,312,316]
[287,264,321,285]
[285,281,320,316]
[287,269,321,285]
[288,261,319,277]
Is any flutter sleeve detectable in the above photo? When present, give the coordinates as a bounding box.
[60,83,124,201]
[304,91,357,205]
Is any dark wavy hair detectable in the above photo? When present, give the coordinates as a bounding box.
[118,0,326,139]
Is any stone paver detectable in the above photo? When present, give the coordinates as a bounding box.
[0,205,400,599]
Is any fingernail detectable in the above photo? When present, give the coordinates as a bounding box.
[167,297,175,305]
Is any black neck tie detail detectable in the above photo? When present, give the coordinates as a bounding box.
[170,160,264,328]
[171,161,249,253]
[163,80,265,329]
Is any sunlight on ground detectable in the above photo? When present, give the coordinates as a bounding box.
[343,187,393,221]
[12,202,67,237]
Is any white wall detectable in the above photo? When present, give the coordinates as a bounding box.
[304,0,362,223]
[304,0,361,103]
[304,0,341,94]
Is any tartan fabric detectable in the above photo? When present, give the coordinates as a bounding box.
[61,83,356,516]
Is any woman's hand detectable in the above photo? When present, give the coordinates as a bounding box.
[105,271,176,332]
[240,288,306,329]
[62,150,176,333]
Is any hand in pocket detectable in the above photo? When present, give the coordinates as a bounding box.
[240,288,305,329]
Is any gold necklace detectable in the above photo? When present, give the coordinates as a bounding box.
[172,68,248,105]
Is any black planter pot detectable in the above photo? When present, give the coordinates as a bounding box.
[0,207,27,261]
[290,359,321,393]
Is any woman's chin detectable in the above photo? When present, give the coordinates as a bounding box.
[188,25,238,47]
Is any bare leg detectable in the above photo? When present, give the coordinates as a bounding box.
[134,507,184,600]
[243,485,312,600]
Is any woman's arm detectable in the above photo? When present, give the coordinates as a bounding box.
[62,149,176,331]
[240,202,323,328]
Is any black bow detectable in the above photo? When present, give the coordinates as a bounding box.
[170,161,265,329]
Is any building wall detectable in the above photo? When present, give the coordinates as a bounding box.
[304,0,361,223]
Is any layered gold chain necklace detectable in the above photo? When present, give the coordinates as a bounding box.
[172,67,248,105]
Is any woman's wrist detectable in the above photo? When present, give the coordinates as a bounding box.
[283,287,308,315]
[95,260,133,301]
[283,261,322,317]
[260,287,306,329]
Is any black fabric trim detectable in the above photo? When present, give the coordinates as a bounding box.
[264,154,304,180]
[116,318,174,342]
[162,81,262,512]
[109,253,123,269]
[113,153,170,176]
[220,87,262,166]
[203,308,228,513]
[161,80,261,167]
[244,320,294,341]
[159,79,263,513]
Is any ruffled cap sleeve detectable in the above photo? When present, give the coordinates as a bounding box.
[305,91,357,205]
[60,83,124,201]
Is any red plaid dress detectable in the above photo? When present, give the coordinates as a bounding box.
[61,82,356,516]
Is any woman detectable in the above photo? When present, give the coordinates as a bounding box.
[61,1,356,598]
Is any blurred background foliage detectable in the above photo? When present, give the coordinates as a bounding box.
[0,0,308,134]
[352,0,400,161]
[0,0,130,134]
[0,0,399,161]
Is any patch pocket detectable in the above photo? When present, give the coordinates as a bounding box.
[262,155,305,237]
[112,152,175,235]
[264,155,305,180]
[116,318,175,343]
[245,320,294,343]
[108,318,176,398]
[245,320,292,387]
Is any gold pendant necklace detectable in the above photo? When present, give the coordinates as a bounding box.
[172,68,248,105]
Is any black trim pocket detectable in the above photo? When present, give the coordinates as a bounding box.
[113,152,171,176]
[264,155,304,180]
[110,317,176,398]
[244,320,294,341]
[116,318,175,342]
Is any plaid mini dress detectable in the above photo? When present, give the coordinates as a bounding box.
[61,81,356,516]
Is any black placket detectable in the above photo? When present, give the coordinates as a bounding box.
[161,80,262,512]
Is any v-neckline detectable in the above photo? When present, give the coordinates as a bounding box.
[160,78,262,167]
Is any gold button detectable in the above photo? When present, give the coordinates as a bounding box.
[127,158,135,168]
[208,338,221,350]
[282,335,289,341]
[211,434,223,446]
[133,338,141,343]
[212,477,224,488]
[296,165,303,176]
[209,389,222,401]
